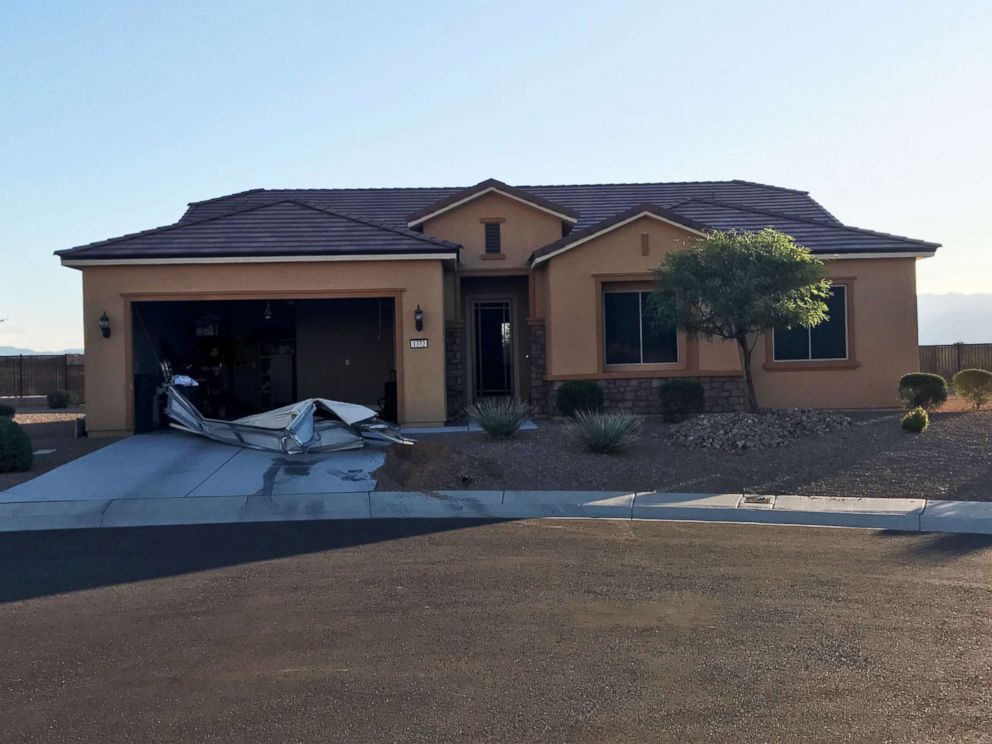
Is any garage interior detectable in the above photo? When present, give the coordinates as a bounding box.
[132,297,396,431]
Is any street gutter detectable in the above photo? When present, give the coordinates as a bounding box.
[0,491,991,535]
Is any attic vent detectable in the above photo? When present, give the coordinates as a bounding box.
[484,222,501,254]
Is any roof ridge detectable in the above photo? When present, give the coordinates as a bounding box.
[728,179,809,195]
[183,179,816,199]
[677,199,940,248]
[58,199,460,256]
[520,179,751,189]
[58,199,302,255]
[186,188,267,206]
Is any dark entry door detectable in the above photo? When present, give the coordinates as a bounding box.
[473,301,513,398]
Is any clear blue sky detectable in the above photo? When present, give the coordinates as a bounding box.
[2,0,990,350]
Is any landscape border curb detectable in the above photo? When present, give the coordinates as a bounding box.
[1,491,991,535]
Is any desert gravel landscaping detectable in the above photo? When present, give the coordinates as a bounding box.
[377,409,992,501]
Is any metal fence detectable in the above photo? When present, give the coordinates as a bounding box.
[919,343,992,382]
[0,354,85,400]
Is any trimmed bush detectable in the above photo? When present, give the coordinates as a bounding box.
[0,416,32,472]
[466,398,530,439]
[900,406,929,433]
[566,410,641,454]
[555,380,604,418]
[659,379,705,422]
[0,403,14,418]
[46,390,71,409]
[898,373,947,410]
[953,368,992,410]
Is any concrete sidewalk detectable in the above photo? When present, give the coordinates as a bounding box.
[1,489,990,535]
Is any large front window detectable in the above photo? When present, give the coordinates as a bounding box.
[773,285,848,361]
[603,290,678,365]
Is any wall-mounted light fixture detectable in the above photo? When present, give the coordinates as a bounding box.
[98,312,111,339]
[414,304,424,332]
[263,302,273,321]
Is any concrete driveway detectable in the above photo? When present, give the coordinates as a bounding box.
[0,431,386,502]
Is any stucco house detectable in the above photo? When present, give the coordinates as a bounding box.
[57,178,939,435]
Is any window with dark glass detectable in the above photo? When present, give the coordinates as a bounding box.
[603,290,678,365]
[773,285,848,361]
[484,222,501,254]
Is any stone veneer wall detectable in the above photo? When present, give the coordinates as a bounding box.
[589,376,746,414]
[527,323,550,414]
[444,324,466,422]
[535,376,746,415]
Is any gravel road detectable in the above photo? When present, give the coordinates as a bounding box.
[1,519,990,742]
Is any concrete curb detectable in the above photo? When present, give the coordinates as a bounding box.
[0,490,989,535]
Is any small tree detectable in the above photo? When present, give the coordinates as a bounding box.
[651,228,831,412]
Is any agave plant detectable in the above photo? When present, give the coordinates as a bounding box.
[466,398,530,439]
[566,410,641,454]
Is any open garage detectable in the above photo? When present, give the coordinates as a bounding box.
[56,198,457,434]
[131,297,397,431]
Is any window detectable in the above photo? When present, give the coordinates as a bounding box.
[484,222,501,254]
[773,285,848,361]
[603,290,678,365]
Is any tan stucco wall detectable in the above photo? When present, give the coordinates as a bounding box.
[544,216,699,376]
[422,192,564,270]
[751,257,920,408]
[78,260,448,433]
[540,215,922,408]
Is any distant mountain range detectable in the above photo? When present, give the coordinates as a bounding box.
[918,294,992,345]
[0,346,84,356]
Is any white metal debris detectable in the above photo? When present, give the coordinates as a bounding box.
[163,385,413,454]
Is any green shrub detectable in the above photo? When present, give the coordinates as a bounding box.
[555,380,604,418]
[900,406,929,433]
[0,403,14,417]
[0,417,32,472]
[953,368,992,410]
[466,398,530,439]
[566,410,641,454]
[47,390,71,409]
[898,373,947,410]
[659,379,705,422]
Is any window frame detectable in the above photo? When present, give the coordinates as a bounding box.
[601,287,679,368]
[767,282,857,369]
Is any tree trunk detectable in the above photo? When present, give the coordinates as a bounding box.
[737,336,759,413]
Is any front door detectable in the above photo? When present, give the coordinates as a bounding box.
[472,300,514,399]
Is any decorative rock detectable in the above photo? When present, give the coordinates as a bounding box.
[667,408,851,450]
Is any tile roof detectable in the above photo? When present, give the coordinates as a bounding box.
[59,178,939,263]
[178,179,842,229]
[57,200,460,261]
[667,200,940,255]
